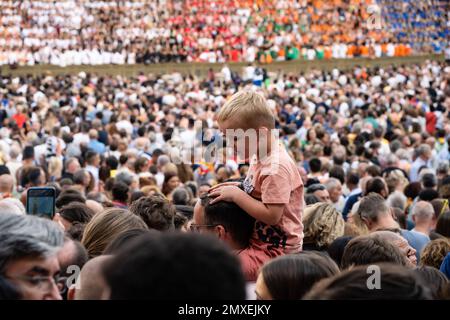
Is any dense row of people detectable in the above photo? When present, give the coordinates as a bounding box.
[0,59,449,299]
[0,0,448,66]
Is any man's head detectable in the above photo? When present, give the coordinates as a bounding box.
[68,255,112,300]
[73,170,90,187]
[356,193,397,231]
[341,234,408,269]
[370,231,417,267]
[306,184,331,203]
[129,195,175,231]
[412,201,435,229]
[65,158,81,175]
[102,232,246,299]
[0,234,62,300]
[416,144,432,161]
[111,182,129,204]
[325,178,343,204]
[85,151,100,167]
[0,174,14,193]
[194,197,255,250]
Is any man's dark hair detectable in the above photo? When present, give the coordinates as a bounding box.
[304,263,432,300]
[329,166,345,185]
[365,177,386,196]
[59,202,94,225]
[327,236,353,267]
[309,158,322,173]
[418,188,439,202]
[85,151,98,165]
[106,156,119,170]
[204,200,256,248]
[341,235,408,269]
[56,189,86,209]
[346,171,360,187]
[102,232,246,299]
[305,194,320,205]
[112,182,129,203]
[421,173,437,189]
[129,195,175,231]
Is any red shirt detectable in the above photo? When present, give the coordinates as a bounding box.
[12,113,26,128]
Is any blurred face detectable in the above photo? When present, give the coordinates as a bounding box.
[329,184,342,203]
[168,176,180,190]
[255,273,272,300]
[68,160,81,173]
[5,255,62,300]
[314,189,331,203]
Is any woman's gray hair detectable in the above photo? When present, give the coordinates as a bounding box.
[0,213,64,247]
[0,233,59,273]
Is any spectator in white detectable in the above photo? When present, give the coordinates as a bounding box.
[410,144,432,182]
[155,155,170,188]
[85,151,100,189]
[411,201,435,237]
[6,144,22,184]
[0,174,14,198]
[73,123,90,148]
[325,178,345,212]
[0,198,25,215]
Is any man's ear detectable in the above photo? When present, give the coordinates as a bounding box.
[214,225,227,240]
[67,284,76,300]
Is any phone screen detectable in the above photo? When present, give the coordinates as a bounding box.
[26,187,56,219]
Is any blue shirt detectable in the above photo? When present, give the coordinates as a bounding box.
[88,140,106,154]
[400,229,430,261]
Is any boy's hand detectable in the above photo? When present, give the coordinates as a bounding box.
[208,185,242,204]
[209,181,241,192]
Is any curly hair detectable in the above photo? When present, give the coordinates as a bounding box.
[129,194,175,231]
[420,238,450,269]
[302,203,345,249]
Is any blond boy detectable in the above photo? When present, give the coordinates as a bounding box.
[209,91,304,281]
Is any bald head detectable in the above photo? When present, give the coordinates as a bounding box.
[86,199,104,214]
[71,255,112,300]
[412,201,434,223]
[0,174,14,193]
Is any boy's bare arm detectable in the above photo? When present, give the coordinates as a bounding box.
[209,186,284,225]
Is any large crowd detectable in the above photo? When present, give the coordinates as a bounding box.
[0,0,449,66]
[0,57,449,300]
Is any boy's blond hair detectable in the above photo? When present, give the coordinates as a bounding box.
[217,91,275,129]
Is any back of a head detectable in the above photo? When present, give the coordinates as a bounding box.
[59,202,95,225]
[302,203,345,249]
[413,266,449,299]
[74,255,112,300]
[261,252,339,300]
[111,182,129,203]
[341,235,407,269]
[171,187,190,206]
[103,229,150,255]
[420,238,450,269]
[56,189,86,209]
[365,177,387,196]
[129,195,175,231]
[304,263,432,300]
[412,201,435,223]
[204,199,256,248]
[81,208,148,258]
[102,232,246,299]
[327,236,353,267]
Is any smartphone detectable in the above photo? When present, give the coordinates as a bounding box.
[26,187,56,219]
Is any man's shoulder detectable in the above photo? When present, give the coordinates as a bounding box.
[401,229,430,242]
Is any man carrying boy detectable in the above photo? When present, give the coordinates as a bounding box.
[209,91,304,281]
